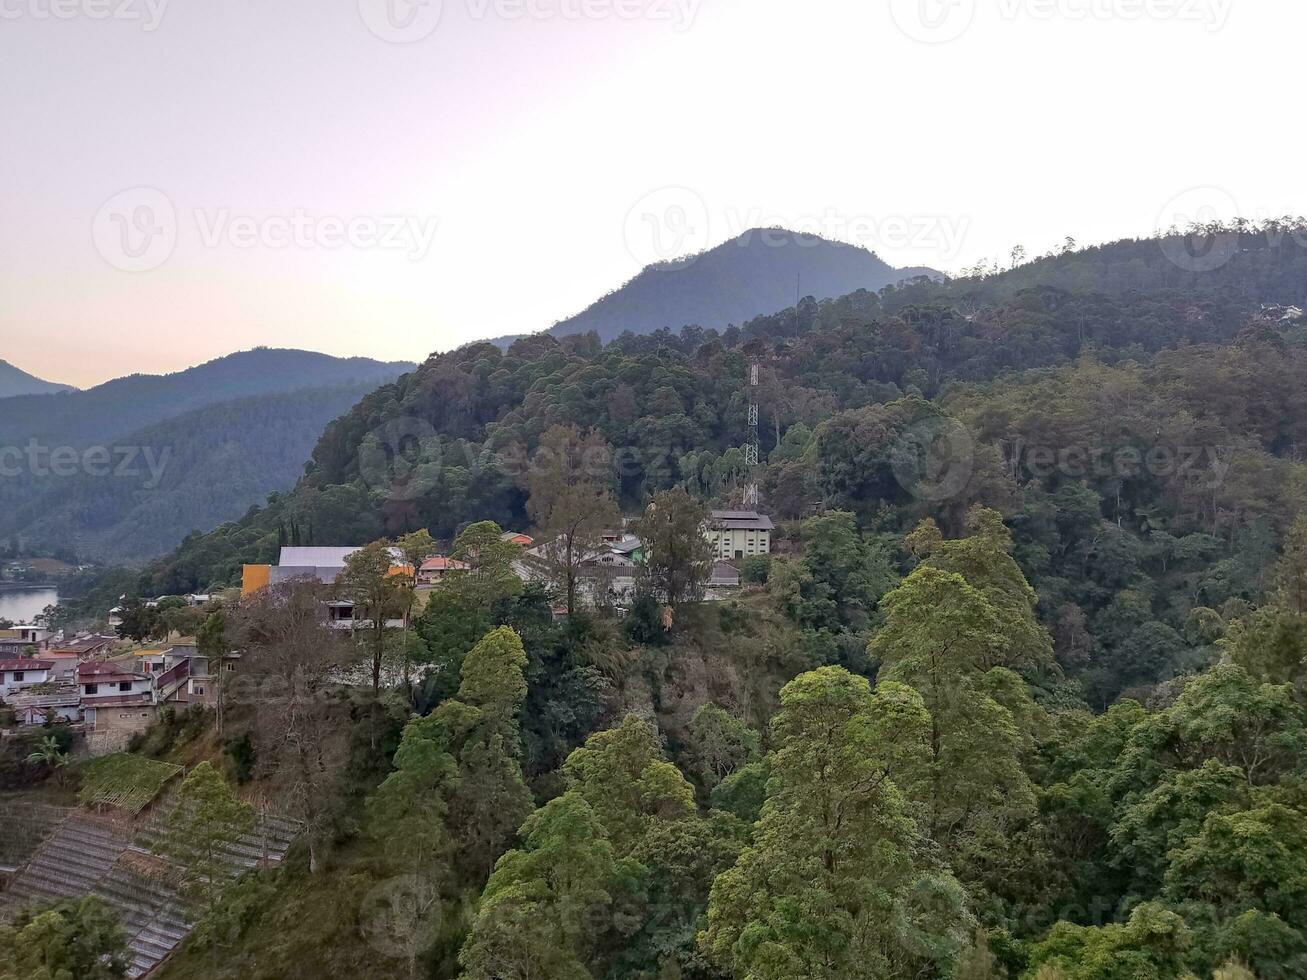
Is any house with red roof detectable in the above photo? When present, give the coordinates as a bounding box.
[417,556,470,585]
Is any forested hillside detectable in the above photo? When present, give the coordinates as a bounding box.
[114,227,1307,704]
[7,382,399,562]
[22,223,1307,980]
[0,349,413,562]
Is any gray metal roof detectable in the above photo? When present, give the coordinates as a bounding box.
[277,546,362,568]
[709,510,775,531]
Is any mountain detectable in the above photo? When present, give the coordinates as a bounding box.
[0,360,73,398]
[8,383,397,562]
[127,223,1307,602]
[0,349,414,563]
[0,348,413,449]
[534,228,937,344]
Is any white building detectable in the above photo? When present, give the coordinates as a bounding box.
[0,659,54,697]
[707,511,774,560]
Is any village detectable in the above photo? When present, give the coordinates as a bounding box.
[0,509,774,756]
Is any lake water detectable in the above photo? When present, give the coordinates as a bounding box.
[0,588,60,625]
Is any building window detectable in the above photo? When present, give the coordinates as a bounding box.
[85,683,98,695]
[195,686,205,695]
[119,681,132,692]
[13,671,23,682]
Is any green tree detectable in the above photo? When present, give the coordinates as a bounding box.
[459,793,617,980]
[0,896,128,980]
[906,506,1054,675]
[701,666,969,980]
[1023,902,1192,980]
[337,539,406,697]
[449,521,524,610]
[152,762,255,926]
[869,565,1038,869]
[1163,803,1307,931]
[684,703,761,791]
[633,488,713,609]
[428,626,535,880]
[25,734,68,782]
[562,714,696,857]
[114,596,161,643]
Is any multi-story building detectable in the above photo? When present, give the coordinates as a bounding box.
[707,510,774,560]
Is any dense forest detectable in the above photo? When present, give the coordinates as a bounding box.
[26,224,1307,979]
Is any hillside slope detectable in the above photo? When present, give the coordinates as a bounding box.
[0,360,73,398]
[6,382,397,562]
[0,349,413,449]
[124,225,1307,600]
[540,228,937,343]
[0,350,413,562]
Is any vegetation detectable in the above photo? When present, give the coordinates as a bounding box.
[0,896,129,980]
[78,753,184,814]
[25,229,1307,978]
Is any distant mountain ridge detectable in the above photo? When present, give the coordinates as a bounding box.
[0,349,414,563]
[538,228,938,344]
[0,348,414,449]
[0,360,73,398]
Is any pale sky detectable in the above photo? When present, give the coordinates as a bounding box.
[1,0,1303,388]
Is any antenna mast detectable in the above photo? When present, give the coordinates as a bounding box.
[744,358,760,508]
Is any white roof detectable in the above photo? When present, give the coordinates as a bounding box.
[277,547,362,568]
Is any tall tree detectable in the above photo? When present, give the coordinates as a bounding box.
[232,580,346,873]
[197,607,230,735]
[633,487,713,610]
[428,626,535,879]
[449,521,524,610]
[868,565,1039,886]
[0,896,129,980]
[337,539,406,696]
[153,762,255,929]
[526,424,621,616]
[459,793,617,980]
[701,666,969,979]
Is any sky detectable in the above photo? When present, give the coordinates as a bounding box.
[1,0,1304,388]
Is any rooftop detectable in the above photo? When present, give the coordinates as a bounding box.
[277,546,362,568]
[78,662,146,680]
[709,510,775,531]
[0,660,54,672]
[420,556,469,571]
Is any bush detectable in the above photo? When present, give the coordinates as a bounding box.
[740,555,772,584]
[623,594,669,645]
[224,730,256,784]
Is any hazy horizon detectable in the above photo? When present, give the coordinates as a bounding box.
[4,0,1303,388]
